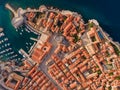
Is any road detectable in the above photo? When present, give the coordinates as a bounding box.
[39,34,62,90]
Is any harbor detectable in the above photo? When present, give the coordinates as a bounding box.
[0,1,120,89]
[0,26,38,61]
[0,2,119,63]
[0,4,39,61]
[0,28,22,61]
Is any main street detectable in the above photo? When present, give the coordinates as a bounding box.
[39,33,62,90]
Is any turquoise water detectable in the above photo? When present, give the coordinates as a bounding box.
[0,0,120,60]
[0,1,39,61]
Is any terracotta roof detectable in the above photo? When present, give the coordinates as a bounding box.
[31,42,52,64]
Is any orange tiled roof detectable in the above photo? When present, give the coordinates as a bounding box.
[5,73,24,90]
[21,66,58,90]
[31,42,52,64]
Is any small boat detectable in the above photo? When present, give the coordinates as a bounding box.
[1,40,4,43]
[25,28,30,33]
[4,38,8,41]
[21,29,24,32]
[26,42,28,45]
[7,43,10,46]
[4,44,7,47]
[16,29,18,32]
[20,33,22,35]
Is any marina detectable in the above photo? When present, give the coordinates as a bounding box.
[0,3,39,62]
[0,23,38,61]
[0,1,119,90]
[16,24,38,52]
[0,28,23,61]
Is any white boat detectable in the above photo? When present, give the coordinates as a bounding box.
[4,38,8,41]
[16,29,18,32]
[1,40,4,43]
[21,29,24,32]
[25,28,30,33]
[7,43,10,46]
[20,32,22,35]
[4,44,7,47]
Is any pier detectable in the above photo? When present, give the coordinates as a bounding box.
[5,4,25,28]
[30,37,38,42]
[19,49,35,65]
[5,4,17,17]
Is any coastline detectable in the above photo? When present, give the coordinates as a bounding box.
[6,3,120,52]
[0,3,120,90]
[99,26,120,50]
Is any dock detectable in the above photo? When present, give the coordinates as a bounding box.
[19,49,35,65]
[30,37,38,42]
